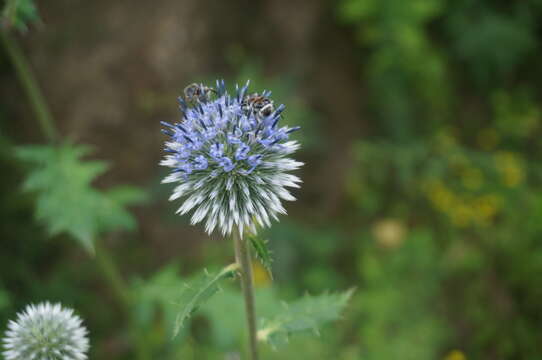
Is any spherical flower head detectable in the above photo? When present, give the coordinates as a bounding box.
[2,302,89,360]
[160,80,303,236]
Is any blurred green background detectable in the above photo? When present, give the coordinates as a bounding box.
[1,0,542,359]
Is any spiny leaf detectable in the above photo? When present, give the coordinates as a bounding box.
[173,263,240,338]
[257,288,354,348]
[15,143,146,253]
[248,234,273,279]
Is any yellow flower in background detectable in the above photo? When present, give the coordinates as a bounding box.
[421,147,518,228]
[474,194,501,220]
[252,262,271,287]
[444,349,467,360]
[372,219,407,249]
[426,180,455,211]
[450,203,472,228]
[494,151,525,188]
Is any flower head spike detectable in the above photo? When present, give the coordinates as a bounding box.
[2,302,89,360]
[160,80,303,236]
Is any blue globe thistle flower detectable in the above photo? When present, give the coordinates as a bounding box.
[2,302,89,360]
[160,80,303,236]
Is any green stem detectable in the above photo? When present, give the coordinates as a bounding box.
[94,239,131,309]
[1,31,58,142]
[233,231,259,360]
[95,239,149,360]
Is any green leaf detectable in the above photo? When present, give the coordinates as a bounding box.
[15,143,146,253]
[257,289,354,348]
[248,235,273,279]
[131,263,186,332]
[173,263,240,338]
[2,0,39,31]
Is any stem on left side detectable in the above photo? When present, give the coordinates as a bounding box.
[0,31,58,142]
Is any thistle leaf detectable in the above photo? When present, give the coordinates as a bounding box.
[248,235,273,278]
[173,263,240,338]
[257,289,354,348]
[15,143,145,253]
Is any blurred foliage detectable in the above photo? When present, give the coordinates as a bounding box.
[264,221,347,293]
[356,230,446,359]
[15,144,146,253]
[444,1,537,87]
[339,0,449,140]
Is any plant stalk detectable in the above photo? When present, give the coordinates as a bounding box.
[1,31,58,142]
[233,231,259,360]
[94,239,132,309]
[95,239,149,360]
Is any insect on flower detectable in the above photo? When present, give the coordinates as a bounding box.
[160,80,303,236]
[183,83,217,104]
[241,92,275,120]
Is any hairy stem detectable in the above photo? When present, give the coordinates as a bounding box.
[0,31,58,142]
[233,231,259,360]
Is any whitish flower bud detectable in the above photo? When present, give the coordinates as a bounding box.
[2,302,89,360]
